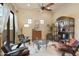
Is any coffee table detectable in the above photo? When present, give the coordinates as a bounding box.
[33,40,49,50]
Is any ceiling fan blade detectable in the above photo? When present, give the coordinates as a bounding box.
[40,3,54,11]
[45,3,54,8]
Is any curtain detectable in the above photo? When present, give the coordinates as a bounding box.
[0,6,10,33]
[3,7,10,32]
[0,6,3,33]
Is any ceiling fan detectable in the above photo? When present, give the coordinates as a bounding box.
[41,3,54,11]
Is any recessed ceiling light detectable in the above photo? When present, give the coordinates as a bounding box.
[27,4,31,7]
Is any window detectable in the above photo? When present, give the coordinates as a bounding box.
[27,18,32,24]
[10,11,14,29]
[10,11,15,43]
[40,19,44,24]
[4,11,14,30]
[24,18,32,27]
[24,23,29,27]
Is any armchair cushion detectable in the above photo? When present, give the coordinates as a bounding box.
[5,47,27,56]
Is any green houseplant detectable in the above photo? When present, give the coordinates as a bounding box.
[46,23,55,41]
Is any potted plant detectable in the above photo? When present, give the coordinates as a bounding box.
[46,23,54,41]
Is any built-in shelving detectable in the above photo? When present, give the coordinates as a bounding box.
[52,16,75,41]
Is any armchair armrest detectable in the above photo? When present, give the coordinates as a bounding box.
[5,47,28,56]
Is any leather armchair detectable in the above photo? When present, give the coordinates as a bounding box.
[60,40,79,56]
[1,42,29,56]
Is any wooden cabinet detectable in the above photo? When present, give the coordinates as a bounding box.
[32,29,42,41]
[56,16,75,41]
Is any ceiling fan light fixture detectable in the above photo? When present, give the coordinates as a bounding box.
[46,7,50,9]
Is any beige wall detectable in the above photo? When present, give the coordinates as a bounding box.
[16,3,79,41]
[17,9,53,40]
[1,4,53,43]
[2,3,79,44]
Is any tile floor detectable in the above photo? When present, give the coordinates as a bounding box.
[1,41,79,56]
[28,41,73,56]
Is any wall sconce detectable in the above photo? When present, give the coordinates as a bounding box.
[27,4,31,7]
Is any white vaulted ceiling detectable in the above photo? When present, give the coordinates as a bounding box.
[12,3,79,13]
[11,3,66,12]
[12,3,48,9]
